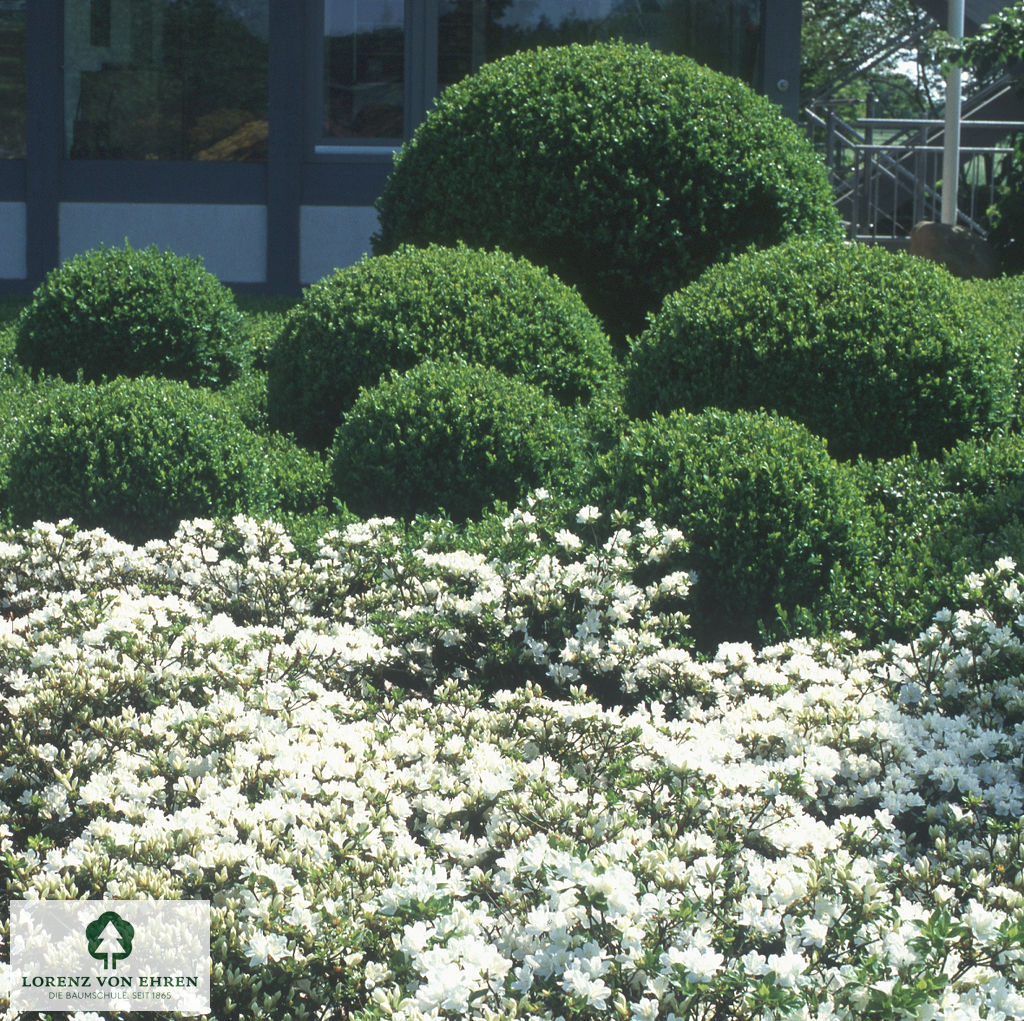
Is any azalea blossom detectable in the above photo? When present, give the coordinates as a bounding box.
[0,511,1023,1020]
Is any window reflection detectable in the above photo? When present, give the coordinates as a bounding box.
[65,0,269,161]
[438,0,761,91]
[0,0,26,159]
[323,0,405,141]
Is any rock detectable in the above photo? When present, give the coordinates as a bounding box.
[909,220,1002,279]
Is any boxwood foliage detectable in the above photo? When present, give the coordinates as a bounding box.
[589,408,879,649]
[373,42,842,340]
[626,239,1016,460]
[6,377,275,544]
[958,273,1024,425]
[218,368,269,432]
[847,450,959,643]
[850,429,1024,644]
[331,360,581,522]
[267,243,619,450]
[259,432,331,516]
[936,428,1024,574]
[14,242,247,388]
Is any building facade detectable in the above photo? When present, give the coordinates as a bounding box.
[0,0,800,295]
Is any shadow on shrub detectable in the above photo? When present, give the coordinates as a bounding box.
[589,407,879,649]
[850,429,1024,643]
[626,239,1016,460]
[331,361,581,522]
[268,243,619,451]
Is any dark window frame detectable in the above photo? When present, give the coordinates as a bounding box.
[312,0,438,154]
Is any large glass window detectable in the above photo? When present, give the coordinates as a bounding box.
[323,1,405,142]
[320,1,762,147]
[0,0,26,159]
[438,1,762,95]
[65,0,269,160]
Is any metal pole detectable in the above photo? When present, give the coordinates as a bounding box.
[941,0,965,225]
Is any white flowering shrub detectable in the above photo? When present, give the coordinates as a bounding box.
[1,510,1024,1021]
[68,496,691,703]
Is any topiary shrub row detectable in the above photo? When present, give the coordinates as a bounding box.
[626,239,1018,461]
[267,243,620,451]
[374,41,843,340]
[15,242,248,388]
[10,359,1024,652]
[958,273,1024,427]
[331,360,582,523]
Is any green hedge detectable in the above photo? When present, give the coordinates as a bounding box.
[374,42,842,340]
[15,242,247,388]
[268,243,619,450]
[937,429,1024,577]
[218,368,269,432]
[589,408,879,649]
[849,429,1024,643]
[626,239,1016,460]
[6,377,275,543]
[259,432,331,516]
[331,361,581,522]
[847,451,957,642]
[958,273,1024,425]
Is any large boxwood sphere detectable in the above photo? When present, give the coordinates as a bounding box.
[7,377,274,543]
[268,243,619,450]
[331,361,580,522]
[626,239,1017,460]
[374,42,842,340]
[589,408,878,649]
[15,243,247,388]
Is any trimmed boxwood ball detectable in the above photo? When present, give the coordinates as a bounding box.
[331,361,581,522]
[267,243,620,450]
[7,377,275,544]
[15,242,247,388]
[626,239,1017,461]
[374,42,842,340]
[589,408,878,649]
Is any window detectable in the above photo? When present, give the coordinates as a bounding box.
[90,0,112,48]
[65,0,269,161]
[323,0,406,143]
[0,0,26,159]
[320,1,761,149]
[437,1,761,90]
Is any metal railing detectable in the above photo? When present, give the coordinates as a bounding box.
[804,102,1023,241]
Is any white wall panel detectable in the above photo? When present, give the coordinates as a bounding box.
[59,203,267,283]
[0,202,27,279]
[299,205,378,284]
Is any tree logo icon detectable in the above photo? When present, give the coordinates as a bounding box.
[86,910,135,970]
